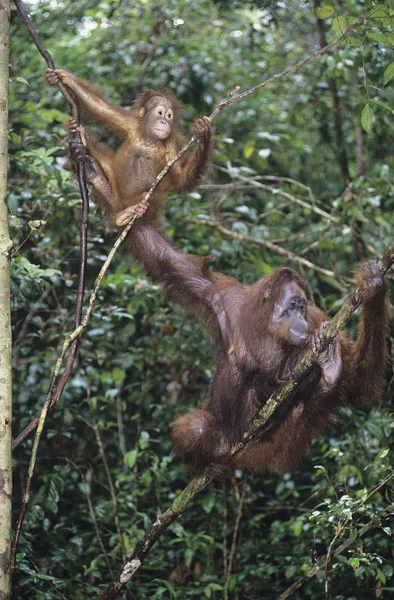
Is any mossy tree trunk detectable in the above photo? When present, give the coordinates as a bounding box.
[0,1,12,598]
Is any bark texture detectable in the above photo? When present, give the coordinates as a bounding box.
[0,1,12,598]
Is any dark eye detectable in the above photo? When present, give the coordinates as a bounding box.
[167,112,172,119]
[290,300,297,310]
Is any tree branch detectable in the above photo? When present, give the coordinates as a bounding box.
[100,243,394,599]
[213,165,339,223]
[189,218,353,287]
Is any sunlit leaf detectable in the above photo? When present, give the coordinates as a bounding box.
[316,5,334,19]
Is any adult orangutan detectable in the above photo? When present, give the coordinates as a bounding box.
[45,68,212,226]
[127,222,389,477]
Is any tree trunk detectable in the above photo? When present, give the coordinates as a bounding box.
[0,1,12,598]
[313,0,350,184]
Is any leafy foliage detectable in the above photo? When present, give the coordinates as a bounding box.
[9,0,394,599]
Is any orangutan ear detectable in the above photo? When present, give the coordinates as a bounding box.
[139,107,145,118]
[264,289,272,299]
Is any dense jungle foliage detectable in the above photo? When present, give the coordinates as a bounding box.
[8,0,394,598]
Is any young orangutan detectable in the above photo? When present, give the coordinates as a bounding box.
[45,68,212,226]
[127,223,389,477]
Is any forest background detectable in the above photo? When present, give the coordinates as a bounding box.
[7,0,394,598]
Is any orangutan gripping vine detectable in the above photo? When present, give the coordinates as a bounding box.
[45,68,212,226]
[127,223,389,477]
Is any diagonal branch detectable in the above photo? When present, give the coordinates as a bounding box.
[232,243,394,454]
[190,218,354,287]
[100,244,394,599]
[213,165,339,224]
[10,218,136,568]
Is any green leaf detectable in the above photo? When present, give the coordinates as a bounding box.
[201,492,216,514]
[369,99,394,114]
[139,430,150,449]
[28,220,44,230]
[112,367,125,385]
[332,16,347,37]
[361,103,375,133]
[367,32,391,46]
[292,519,304,537]
[243,139,256,158]
[185,548,194,567]
[162,580,177,598]
[376,448,389,460]
[346,36,361,46]
[12,76,29,85]
[9,215,21,228]
[383,61,394,85]
[124,449,138,468]
[316,5,334,19]
[376,568,387,584]
[369,4,390,18]
[228,574,237,593]
[349,557,360,569]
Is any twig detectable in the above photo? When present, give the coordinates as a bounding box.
[189,218,354,286]
[14,286,50,342]
[272,224,332,244]
[278,502,394,600]
[10,221,134,566]
[223,483,228,576]
[14,0,90,404]
[209,12,368,114]
[73,461,114,577]
[100,474,210,600]
[224,483,245,600]
[324,523,343,600]
[92,418,126,563]
[363,469,394,505]
[214,166,338,224]
[116,384,127,458]
[127,12,367,211]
